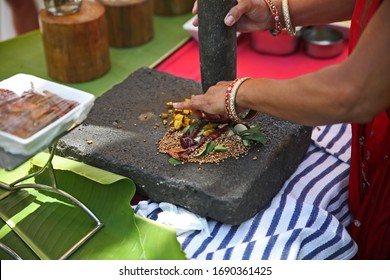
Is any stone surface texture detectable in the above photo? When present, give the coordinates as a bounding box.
[57,68,312,225]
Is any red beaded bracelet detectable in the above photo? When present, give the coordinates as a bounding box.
[225,77,258,123]
[263,0,282,36]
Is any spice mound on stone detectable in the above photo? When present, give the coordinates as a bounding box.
[0,87,79,139]
[157,100,266,166]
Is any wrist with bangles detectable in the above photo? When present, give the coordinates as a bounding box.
[225,77,258,123]
[263,0,296,37]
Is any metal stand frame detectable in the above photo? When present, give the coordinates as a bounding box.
[0,140,103,260]
[0,242,22,260]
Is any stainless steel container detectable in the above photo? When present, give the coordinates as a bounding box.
[302,26,344,58]
[249,29,300,56]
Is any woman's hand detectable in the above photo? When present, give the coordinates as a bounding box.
[173,81,233,120]
[192,0,273,32]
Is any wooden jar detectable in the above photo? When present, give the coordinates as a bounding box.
[98,0,154,48]
[153,0,194,16]
[39,1,111,83]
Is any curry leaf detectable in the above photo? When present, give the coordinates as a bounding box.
[214,145,228,152]
[168,157,182,166]
[195,141,217,157]
[235,123,266,145]
[243,133,266,144]
[188,121,200,134]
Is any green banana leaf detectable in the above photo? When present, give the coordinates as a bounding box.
[0,153,186,260]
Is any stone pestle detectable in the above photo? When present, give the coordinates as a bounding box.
[198,0,237,92]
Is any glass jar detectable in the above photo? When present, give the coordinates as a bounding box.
[44,0,82,16]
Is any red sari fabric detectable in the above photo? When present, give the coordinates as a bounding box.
[348,0,390,259]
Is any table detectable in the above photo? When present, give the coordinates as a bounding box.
[1,15,357,259]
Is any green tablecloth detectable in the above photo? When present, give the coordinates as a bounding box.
[0,14,192,97]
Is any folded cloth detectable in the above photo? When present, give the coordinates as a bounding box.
[135,201,210,238]
[134,125,357,260]
[158,202,210,238]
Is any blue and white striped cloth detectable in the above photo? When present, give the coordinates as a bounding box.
[134,124,358,260]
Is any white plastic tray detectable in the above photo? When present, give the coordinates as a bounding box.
[0,74,95,156]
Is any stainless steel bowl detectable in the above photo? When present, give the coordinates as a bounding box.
[249,29,300,56]
[302,26,344,58]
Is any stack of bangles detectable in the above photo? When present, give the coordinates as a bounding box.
[263,0,296,36]
[225,77,258,123]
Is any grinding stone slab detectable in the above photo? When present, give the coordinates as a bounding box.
[57,68,312,225]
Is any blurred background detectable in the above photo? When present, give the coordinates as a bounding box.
[0,0,44,41]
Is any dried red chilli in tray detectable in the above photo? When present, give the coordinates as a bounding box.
[0,88,19,107]
[0,88,79,139]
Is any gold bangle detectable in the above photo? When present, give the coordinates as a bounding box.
[225,77,258,123]
[282,0,296,36]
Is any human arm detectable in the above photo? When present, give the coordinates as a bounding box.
[192,0,356,32]
[175,0,390,126]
